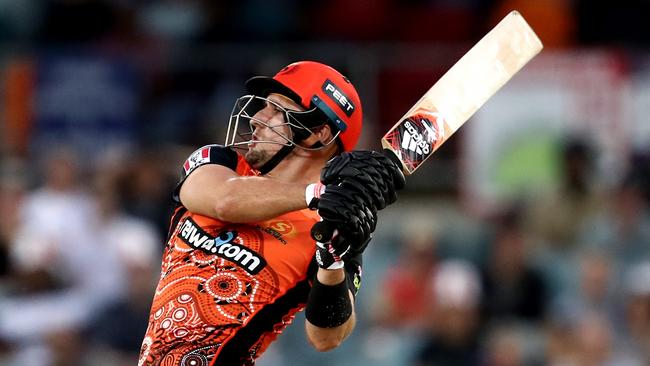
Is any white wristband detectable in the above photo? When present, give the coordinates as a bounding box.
[315,242,345,270]
[315,230,346,270]
[305,182,326,209]
[325,260,345,270]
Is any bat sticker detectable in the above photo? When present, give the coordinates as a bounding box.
[383,109,449,172]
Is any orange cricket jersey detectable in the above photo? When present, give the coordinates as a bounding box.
[138,145,360,366]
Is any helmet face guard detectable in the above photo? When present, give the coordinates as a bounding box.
[225,95,340,152]
[224,61,361,174]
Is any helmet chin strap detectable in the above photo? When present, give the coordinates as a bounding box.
[258,144,295,175]
[257,130,325,175]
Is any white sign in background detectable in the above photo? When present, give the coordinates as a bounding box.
[462,51,636,215]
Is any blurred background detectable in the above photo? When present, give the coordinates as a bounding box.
[1,0,650,365]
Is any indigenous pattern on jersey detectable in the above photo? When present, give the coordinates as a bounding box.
[139,145,362,366]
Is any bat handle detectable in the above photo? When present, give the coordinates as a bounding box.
[311,220,336,243]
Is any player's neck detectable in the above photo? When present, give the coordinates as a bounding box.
[265,147,335,184]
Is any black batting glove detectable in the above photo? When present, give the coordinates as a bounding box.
[320,150,406,209]
[316,185,378,245]
[309,150,404,261]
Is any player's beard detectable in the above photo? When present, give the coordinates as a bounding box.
[244,147,270,169]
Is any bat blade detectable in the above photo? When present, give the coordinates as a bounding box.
[381,10,543,175]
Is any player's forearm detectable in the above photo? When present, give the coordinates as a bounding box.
[304,268,356,352]
[305,310,355,352]
[212,176,308,222]
[181,168,309,222]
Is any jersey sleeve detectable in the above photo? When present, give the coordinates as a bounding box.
[172,144,238,203]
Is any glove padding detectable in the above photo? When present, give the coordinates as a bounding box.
[320,150,406,210]
[315,185,378,246]
[312,150,404,260]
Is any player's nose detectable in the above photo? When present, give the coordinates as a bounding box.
[250,118,264,131]
[251,108,273,128]
[249,119,268,140]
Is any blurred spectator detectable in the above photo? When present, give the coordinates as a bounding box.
[481,208,548,325]
[545,255,646,365]
[0,157,27,285]
[139,69,220,147]
[525,138,604,250]
[524,138,604,295]
[547,311,643,366]
[578,169,650,269]
[355,215,441,366]
[44,328,92,366]
[413,260,482,366]
[571,312,619,366]
[87,253,158,366]
[481,325,529,366]
[6,147,121,296]
[87,272,155,365]
[86,154,160,365]
[0,147,122,363]
[118,148,176,238]
[373,228,438,329]
[548,250,618,338]
[619,262,650,364]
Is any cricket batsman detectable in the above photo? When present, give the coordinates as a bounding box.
[138,61,404,365]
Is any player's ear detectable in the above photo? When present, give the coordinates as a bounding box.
[312,123,334,143]
[304,124,341,156]
[319,124,345,155]
[319,124,344,156]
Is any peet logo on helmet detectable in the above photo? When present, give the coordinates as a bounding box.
[323,80,355,117]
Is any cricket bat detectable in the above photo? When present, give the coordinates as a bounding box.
[312,11,542,243]
[382,10,543,175]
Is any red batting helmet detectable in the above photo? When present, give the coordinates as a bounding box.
[245,61,363,151]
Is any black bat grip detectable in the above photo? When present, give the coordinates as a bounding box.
[311,220,336,243]
[382,148,402,167]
